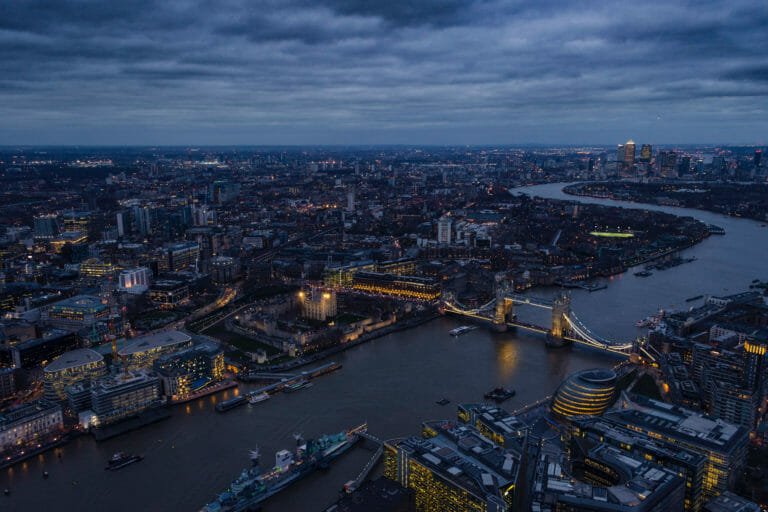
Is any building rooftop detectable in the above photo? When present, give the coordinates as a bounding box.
[44,348,104,373]
[118,330,191,356]
[0,399,60,427]
[703,491,761,512]
[91,369,159,394]
[393,420,519,503]
[49,294,106,312]
[324,477,413,512]
[606,394,748,453]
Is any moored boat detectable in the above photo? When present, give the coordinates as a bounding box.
[484,387,515,402]
[248,392,270,405]
[283,379,312,393]
[200,424,367,512]
[105,452,143,471]
[449,326,477,337]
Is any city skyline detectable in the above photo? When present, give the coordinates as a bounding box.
[1,0,767,146]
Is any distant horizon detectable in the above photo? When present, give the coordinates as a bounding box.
[1,1,766,146]
[0,141,765,150]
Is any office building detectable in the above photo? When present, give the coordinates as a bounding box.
[384,420,521,512]
[352,272,440,301]
[639,144,652,162]
[703,491,761,512]
[89,370,162,426]
[532,442,685,511]
[117,267,151,294]
[133,205,153,236]
[208,180,240,204]
[709,380,760,431]
[551,368,617,419]
[11,330,80,369]
[118,330,193,371]
[437,216,452,245]
[605,395,749,498]
[61,211,91,234]
[154,340,225,401]
[658,151,678,178]
[44,295,109,329]
[43,348,107,401]
[324,477,415,512]
[623,139,636,168]
[211,256,238,284]
[33,214,58,240]
[742,337,766,392]
[0,368,15,399]
[346,187,356,212]
[148,280,189,308]
[570,416,707,511]
[0,399,64,452]
[79,259,118,278]
[457,403,527,449]
[166,241,200,272]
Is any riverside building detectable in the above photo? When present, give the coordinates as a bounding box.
[43,348,107,401]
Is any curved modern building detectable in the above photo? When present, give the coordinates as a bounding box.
[43,348,107,401]
[552,368,617,419]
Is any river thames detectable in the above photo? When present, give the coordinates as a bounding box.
[2,183,765,511]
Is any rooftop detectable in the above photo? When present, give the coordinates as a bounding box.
[118,330,191,356]
[703,491,761,512]
[49,294,106,311]
[44,348,104,372]
[606,395,748,453]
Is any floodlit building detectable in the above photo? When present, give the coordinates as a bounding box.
[299,288,337,321]
[352,272,440,301]
[551,368,617,419]
[0,399,63,452]
[117,267,151,294]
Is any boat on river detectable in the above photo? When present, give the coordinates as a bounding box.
[200,424,366,512]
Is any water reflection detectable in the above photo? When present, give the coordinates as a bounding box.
[495,340,519,381]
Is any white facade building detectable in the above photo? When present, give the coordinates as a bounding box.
[118,267,151,294]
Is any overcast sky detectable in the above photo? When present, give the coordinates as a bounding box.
[1,0,766,145]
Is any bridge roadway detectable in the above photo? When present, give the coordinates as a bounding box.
[443,296,636,356]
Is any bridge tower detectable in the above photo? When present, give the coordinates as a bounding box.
[549,292,571,339]
[493,275,514,331]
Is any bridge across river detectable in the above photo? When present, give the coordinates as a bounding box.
[442,277,656,360]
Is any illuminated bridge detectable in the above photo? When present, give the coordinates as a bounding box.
[442,277,652,359]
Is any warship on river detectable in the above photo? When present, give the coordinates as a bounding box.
[201,423,367,511]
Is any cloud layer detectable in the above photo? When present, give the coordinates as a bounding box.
[1,0,766,145]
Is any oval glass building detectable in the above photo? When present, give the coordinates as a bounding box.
[552,368,617,418]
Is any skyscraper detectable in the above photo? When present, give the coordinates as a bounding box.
[640,144,652,162]
[658,150,678,178]
[623,139,636,168]
[437,216,452,245]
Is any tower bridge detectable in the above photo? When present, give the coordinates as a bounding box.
[442,277,651,359]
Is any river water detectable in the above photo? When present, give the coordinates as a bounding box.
[2,183,765,512]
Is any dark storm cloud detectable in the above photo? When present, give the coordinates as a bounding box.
[0,0,766,144]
